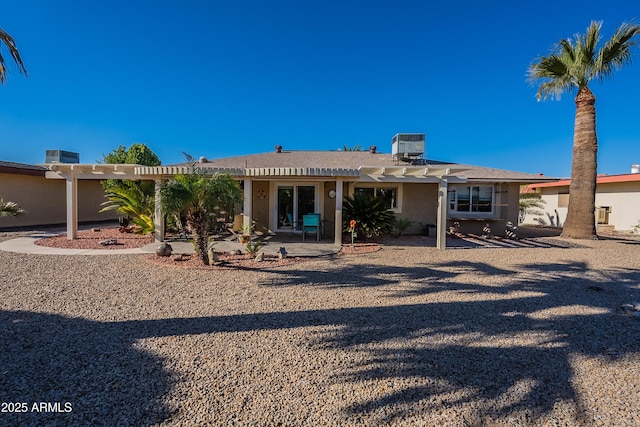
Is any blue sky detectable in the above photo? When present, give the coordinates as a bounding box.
[1,1,639,178]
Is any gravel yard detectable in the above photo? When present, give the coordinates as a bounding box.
[1,231,639,426]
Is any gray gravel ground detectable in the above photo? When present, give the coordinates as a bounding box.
[1,231,639,426]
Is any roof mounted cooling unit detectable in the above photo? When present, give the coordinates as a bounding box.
[45,150,80,164]
[392,133,425,164]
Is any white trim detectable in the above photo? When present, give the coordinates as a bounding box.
[272,182,321,233]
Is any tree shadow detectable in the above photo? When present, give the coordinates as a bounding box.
[2,259,639,425]
[0,311,175,426]
[304,260,640,424]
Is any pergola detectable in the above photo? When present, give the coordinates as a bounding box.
[44,163,468,249]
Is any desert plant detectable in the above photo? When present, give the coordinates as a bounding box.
[394,217,412,236]
[519,193,546,224]
[100,181,155,234]
[342,193,395,240]
[245,240,265,255]
[0,197,25,217]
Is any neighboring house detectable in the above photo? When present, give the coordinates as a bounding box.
[524,171,640,231]
[0,160,117,228]
[43,139,554,248]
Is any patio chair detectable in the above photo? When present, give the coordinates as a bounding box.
[282,213,301,236]
[302,213,321,241]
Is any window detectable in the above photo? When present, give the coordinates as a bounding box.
[276,184,317,230]
[449,185,494,215]
[558,192,569,208]
[355,186,398,209]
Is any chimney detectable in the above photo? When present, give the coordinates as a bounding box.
[275,145,283,153]
[631,164,640,174]
[369,145,377,154]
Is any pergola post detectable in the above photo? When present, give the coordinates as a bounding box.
[334,178,343,246]
[154,178,165,242]
[66,173,78,240]
[243,177,252,229]
[436,178,448,250]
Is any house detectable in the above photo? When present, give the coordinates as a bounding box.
[42,135,555,249]
[0,161,116,229]
[523,168,640,231]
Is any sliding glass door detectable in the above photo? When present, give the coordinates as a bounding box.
[276,184,317,231]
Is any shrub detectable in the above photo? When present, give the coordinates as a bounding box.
[342,193,395,240]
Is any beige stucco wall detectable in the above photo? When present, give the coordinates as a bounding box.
[527,181,640,231]
[0,172,117,228]
[399,183,438,234]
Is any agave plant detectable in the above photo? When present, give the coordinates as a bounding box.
[342,193,395,240]
[100,181,155,234]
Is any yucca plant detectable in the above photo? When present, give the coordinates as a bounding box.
[342,193,395,241]
[100,181,155,234]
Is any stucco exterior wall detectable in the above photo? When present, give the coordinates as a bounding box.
[594,182,640,230]
[522,181,640,231]
[399,183,438,234]
[0,172,117,228]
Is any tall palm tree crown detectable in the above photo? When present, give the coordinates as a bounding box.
[528,21,640,239]
[0,27,28,84]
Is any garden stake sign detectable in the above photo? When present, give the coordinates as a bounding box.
[349,219,357,244]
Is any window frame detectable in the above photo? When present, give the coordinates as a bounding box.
[352,184,402,213]
[448,184,495,218]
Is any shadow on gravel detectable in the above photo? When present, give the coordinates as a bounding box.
[0,311,175,427]
[2,260,639,425]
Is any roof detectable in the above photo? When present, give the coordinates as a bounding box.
[159,150,556,183]
[0,161,47,177]
[529,173,640,189]
[35,151,557,184]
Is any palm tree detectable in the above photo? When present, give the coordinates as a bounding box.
[0,197,25,217]
[161,172,243,265]
[0,27,28,84]
[528,21,640,239]
[519,193,546,224]
[99,181,155,234]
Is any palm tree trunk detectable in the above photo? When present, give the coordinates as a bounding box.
[186,208,210,265]
[561,86,598,239]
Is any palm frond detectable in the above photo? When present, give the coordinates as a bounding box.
[0,27,28,84]
[100,183,154,234]
[595,21,640,81]
[528,20,640,101]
